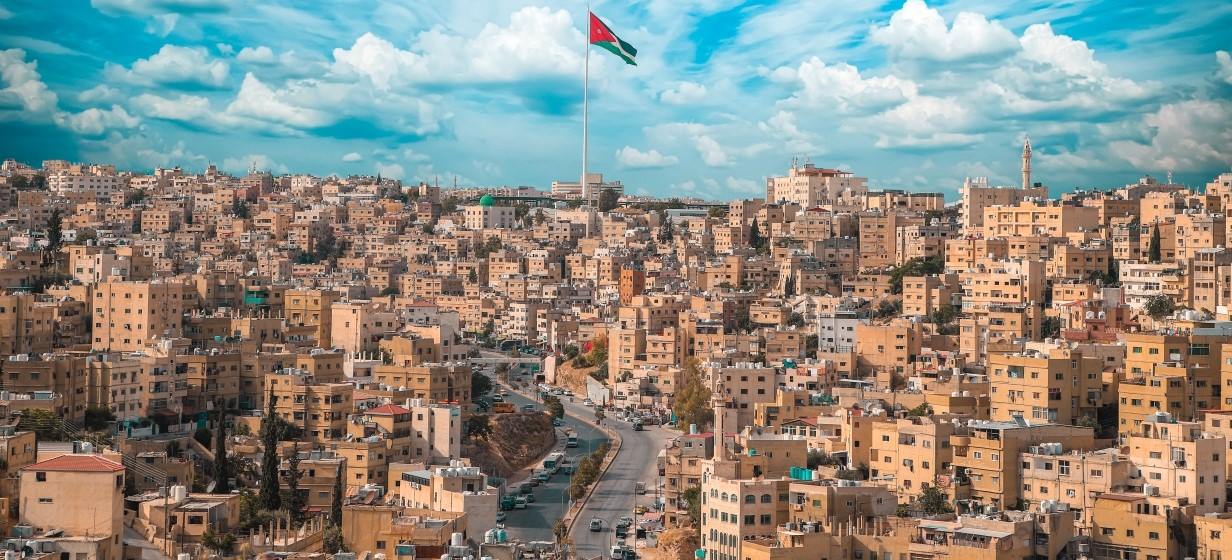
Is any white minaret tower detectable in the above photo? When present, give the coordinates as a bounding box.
[711,370,727,462]
[1021,137,1032,190]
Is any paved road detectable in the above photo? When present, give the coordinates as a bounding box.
[490,378,610,543]
[569,403,674,560]
[474,353,676,558]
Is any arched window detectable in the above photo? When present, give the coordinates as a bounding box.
[761,493,772,503]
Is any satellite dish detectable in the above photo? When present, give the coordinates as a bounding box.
[206,480,217,493]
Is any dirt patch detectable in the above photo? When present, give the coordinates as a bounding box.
[462,412,557,478]
[553,359,599,394]
[640,527,698,560]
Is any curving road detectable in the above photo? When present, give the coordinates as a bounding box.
[568,401,673,560]
[474,354,675,559]
[497,386,609,543]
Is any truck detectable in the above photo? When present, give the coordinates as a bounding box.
[492,402,516,413]
[566,432,579,448]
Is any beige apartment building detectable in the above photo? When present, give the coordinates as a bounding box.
[981,200,1100,238]
[959,176,1047,230]
[950,420,1095,512]
[19,454,126,560]
[868,416,957,503]
[765,163,868,208]
[92,279,191,352]
[986,344,1106,425]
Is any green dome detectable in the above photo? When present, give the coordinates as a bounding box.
[479,194,495,207]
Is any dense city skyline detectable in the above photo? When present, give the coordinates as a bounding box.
[2,0,1231,199]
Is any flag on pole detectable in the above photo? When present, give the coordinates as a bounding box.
[589,12,637,66]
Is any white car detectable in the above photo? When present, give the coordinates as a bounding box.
[583,398,595,407]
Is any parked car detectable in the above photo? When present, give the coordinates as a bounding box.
[522,404,535,411]
[583,398,595,407]
[525,493,536,503]
[496,511,507,522]
[514,496,528,509]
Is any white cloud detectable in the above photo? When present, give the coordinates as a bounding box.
[341,151,363,162]
[724,177,760,193]
[759,110,818,154]
[236,45,276,64]
[0,5,13,20]
[0,48,58,115]
[774,57,917,113]
[615,146,678,169]
[221,153,288,175]
[1217,50,1232,85]
[105,44,229,88]
[78,84,122,103]
[871,0,1017,62]
[1019,23,1104,79]
[131,92,212,121]
[216,43,234,55]
[694,135,729,167]
[865,95,981,149]
[60,104,140,136]
[1109,99,1232,171]
[660,81,707,105]
[375,162,405,179]
[224,72,332,129]
[330,7,584,90]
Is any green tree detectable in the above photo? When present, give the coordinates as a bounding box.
[1148,225,1162,263]
[876,299,902,318]
[83,406,116,431]
[466,415,493,440]
[323,526,345,554]
[658,214,674,244]
[683,486,702,528]
[748,220,765,251]
[285,444,306,526]
[441,197,459,214]
[906,403,931,417]
[787,312,805,328]
[928,304,957,325]
[888,256,944,294]
[598,189,620,212]
[213,409,232,494]
[916,486,954,515]
[1145,294,1175,319]
[259,391,282,511]
[201,528,236,555]
[672,359,713,431]
[544,395,565,419]
[468,268,479,283]
[331,463,345,525]
[1041,316,1062,339]
[471,371,493,399]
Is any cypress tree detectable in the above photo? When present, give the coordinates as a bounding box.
[331,461,345,526]
[1148,226,1162,263]
[212,404,231,494]
[259,390,282,511]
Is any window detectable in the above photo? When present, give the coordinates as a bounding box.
[38,498,52,504]
[36,472,47,482]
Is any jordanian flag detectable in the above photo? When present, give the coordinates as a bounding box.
[590,12,637,65]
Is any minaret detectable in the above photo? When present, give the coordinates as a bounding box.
[711,370,727,462]
[1021,137,1032,189]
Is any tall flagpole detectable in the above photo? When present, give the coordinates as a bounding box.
[582,5,590,207]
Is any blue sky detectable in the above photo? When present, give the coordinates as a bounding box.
[1,0,1230,200]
